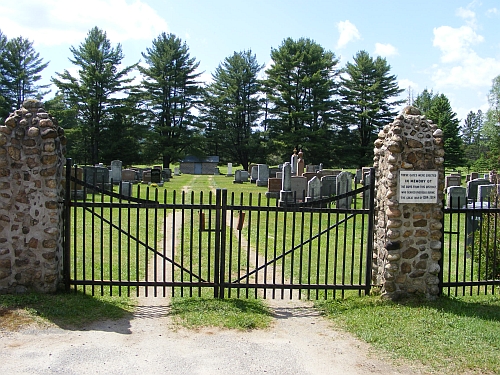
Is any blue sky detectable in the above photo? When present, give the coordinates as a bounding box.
[1,0,500,122]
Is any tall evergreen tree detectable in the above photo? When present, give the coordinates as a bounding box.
[338,51,404,168]
[461,110,486,166]
[0,33,49,120]
[263,37,339,165]
[52,27,136,165]
[202,50,263,170]
[139,32,202,168]
[482,75,500,169]
[415,90,465,168]
[0,30,8,122]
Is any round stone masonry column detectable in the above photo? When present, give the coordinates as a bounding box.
[0,99,66,294]
[373,106,444,300]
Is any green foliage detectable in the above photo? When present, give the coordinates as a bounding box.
[52,27,137,165]
[202,50,263,170]
[415,90,465,168]
[0,30,49,120]
[338,51,404,168]
[139,32,202,168]
[481,75,500,169]
[263,37,340,165]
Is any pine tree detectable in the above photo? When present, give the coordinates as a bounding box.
[202,50,263,170]
[139,32,202,168]
[263,37,339,165]
[338,51,404,168]
[52,27,136,165]
[0,32,49,119]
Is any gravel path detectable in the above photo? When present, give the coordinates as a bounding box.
[0,297,424,375]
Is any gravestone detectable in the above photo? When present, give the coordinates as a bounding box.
[110,160,122,184]
[142,170,151,183]
[122,169,136,182]
[466,178,490,202]
[302,172,316,181]
[477,184,496,202]
[321,175,336,197]
[362,171,372,209]
[120,181,132,197]
[336,171,352,208]
[297,150,305,176]
[164,168,172,179]
[83,166,110,190]
[355,169,363,185]
[233,169,244,184]
[174,167,180,176]
[290,149,298,175]
[256,164,269,187]
[306,176,321,202]
[276,172,283,179]
[446,186,467,208]
[266,178,281,198]
[150,169,161,183]
[269,167,280,178]
[445,175,461,190]
[279,162,294,205]
[471,172,479,180]
[291,176,307,202]
[250,165,258,183]
[226,163,233,177]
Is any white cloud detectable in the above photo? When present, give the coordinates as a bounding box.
[336,20,361,49]
[374,43,398,57]
[398,79,419,93]
[0,0,168,46]
[433,25,483,63]
[486,7,498,16]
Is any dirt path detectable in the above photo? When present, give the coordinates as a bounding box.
[0,296,425,375]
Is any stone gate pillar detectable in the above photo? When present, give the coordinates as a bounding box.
[373,106,444,299]
[0,99,66,294]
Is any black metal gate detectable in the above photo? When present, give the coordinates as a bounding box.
[63,160,376,300]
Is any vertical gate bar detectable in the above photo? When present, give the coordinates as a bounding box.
[273,196,279,299]
[63,159,72,292]
[219,189,228,299]
[154,188,159,297]
[171,190,176,298]
[198,191,204,297]
[324,205,332,299]
[289,202,296,299]
[77,164,83,294]
[135,184,141,297]
[365,168,376,296]
[255,194,262,299]
[208,191,213,290]
[127,185,132,297]
[246,193,253,299]
[439,198,445,297]
[263,197,270,299]
[144,187,150,297]
[494,202,499,295]
[227,192,235,298]
[459,204,466,296]
[118,178,122,296]
[237,192,244,298]
[316,209,322,300]
[214,189,221,298]
[298,207,305,300]
[350,199,357,292]
[281,202,287,300]
[307,210,313,300]
[447,203,454,296]
[333,205,340,299]
[180,191,186,297]
[109,177,114,296]
[189,191,195,297]
[162,189,167,298]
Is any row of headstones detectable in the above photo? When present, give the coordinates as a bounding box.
[447,178,500,208]
[445,170,498,191]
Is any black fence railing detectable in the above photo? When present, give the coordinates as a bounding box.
[441,197,500,296]
[63,160,376,300]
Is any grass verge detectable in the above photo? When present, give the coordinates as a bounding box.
[315,294,500,375]
[0,291,135,330]
[169,296,273,330]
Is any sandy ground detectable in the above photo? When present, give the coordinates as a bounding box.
[0,295,426,375]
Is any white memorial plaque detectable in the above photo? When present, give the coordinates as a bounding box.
[399,171,438,203]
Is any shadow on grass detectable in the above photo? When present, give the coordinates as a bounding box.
[316,293,500,322]
[0,290,135,333]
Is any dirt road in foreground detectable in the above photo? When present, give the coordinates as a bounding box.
[0,297,425,375]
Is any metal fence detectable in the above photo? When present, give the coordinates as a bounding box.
[441,197,500,296]
[63,161,376,300]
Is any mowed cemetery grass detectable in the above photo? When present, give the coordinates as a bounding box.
[1,169,500,374]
